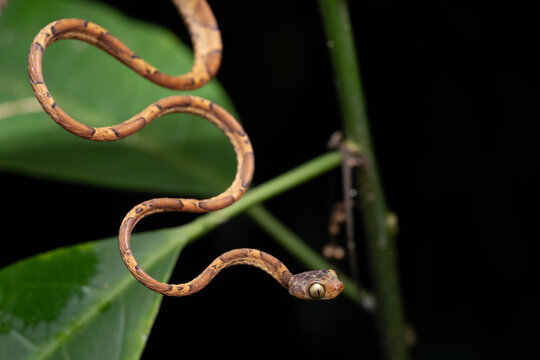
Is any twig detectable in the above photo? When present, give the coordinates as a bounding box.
[328,131,363,292]
[339,143,363,292]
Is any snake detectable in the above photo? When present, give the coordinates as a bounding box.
[27,0,344,300]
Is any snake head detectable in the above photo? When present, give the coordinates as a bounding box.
[288,269,344,300]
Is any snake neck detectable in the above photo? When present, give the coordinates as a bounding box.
[170,248,293,296]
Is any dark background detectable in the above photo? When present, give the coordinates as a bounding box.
[1,1,538,359]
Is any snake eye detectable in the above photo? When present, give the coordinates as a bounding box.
[308,282,326,299]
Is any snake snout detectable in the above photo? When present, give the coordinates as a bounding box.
[326,277,345,299]
[336,279,345,293]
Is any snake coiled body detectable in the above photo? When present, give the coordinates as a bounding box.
[28,0,344,300]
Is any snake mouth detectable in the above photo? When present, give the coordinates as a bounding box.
[324,279,345,300]
[332,280,345,298]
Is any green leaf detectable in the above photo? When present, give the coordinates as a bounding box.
[0,227,187,360]
[0,0,236,196]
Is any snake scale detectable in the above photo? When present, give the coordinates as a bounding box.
[28,0,344,300]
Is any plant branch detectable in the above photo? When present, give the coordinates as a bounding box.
[318,1,409,359]
[186,151,342,239]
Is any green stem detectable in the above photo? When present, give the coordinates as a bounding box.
[186,151,342,240]
[318,1,408,359]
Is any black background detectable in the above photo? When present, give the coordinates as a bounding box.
[1,1,538,359]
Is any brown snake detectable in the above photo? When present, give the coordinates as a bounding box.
[28,0,344,300]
